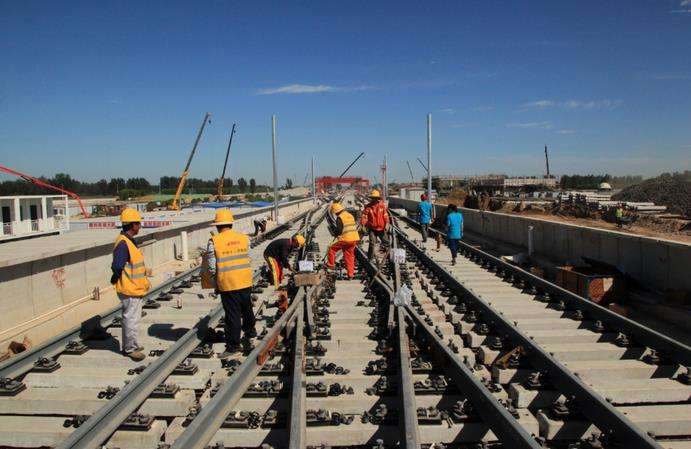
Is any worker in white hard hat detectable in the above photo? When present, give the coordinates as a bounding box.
[111,208,150,361]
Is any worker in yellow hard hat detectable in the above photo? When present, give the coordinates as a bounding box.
[327,202,360,278]
[361,189,390,260]
[206,209,255,358]
[263,234,306,289]
[111,208,150,361]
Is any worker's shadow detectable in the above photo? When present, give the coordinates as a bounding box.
[147,323,190,342]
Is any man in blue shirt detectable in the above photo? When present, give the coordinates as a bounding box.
[445,204,464,266]
[417,194,433,243]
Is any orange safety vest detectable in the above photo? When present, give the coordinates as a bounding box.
[338,211,360,243]
[212,229,253,292]
[114,234,151,297]
[361,201,389,231]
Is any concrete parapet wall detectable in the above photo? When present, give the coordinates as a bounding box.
[389,197,691,294]
[0,199,313,339]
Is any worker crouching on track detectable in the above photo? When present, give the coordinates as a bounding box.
[360,189,390,259]
[264,234,306,289]
[446,204,464,265]
[111,208,151,361]
[253,216,268,236]
[206,209,256,358]
[327,202,360,279]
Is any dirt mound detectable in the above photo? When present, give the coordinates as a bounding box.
[613,173,691,217]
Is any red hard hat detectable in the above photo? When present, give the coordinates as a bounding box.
[421,194,428,200]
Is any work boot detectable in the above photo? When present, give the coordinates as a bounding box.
[219,345,242,359]
[451,258,456,266]
[126,351,146,362]
[245,329,257,339]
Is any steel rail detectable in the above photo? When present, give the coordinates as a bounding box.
[0,204,315,381]
[395,225,664,449]
[0,265,200,380]
[171,288,308,449]
[172,206,324,449]
[401,306,542,449]
[394,210,691,366]
[353,237,420,449]
[287,290,307,449]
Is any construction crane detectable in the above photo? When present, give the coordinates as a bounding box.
[0,164,90,217]
[406,160,415,183]
[171,112,211,210]
[216,124,236,200]
[417,157,428,173]
[544,144,551,177]
[338,152,365,178]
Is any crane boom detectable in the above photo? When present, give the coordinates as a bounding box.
[417,157,428,173]
[171,112,211,210]
[338,152,365,178]
[216,124,236,200]
[406,160,415,182]
[0,164,90,217]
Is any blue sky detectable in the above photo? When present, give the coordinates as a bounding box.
[1,0,690,185]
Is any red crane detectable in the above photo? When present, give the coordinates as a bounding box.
[0,164,90,218]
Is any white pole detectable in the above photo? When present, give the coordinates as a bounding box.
[528,225,534,256]
[311,156,315,204]
[181,231,189,261]
[427,114,432,201]
[271,115,278,221]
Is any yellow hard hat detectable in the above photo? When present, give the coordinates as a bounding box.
[369,189,381,199]
[213,209,235,226]
[120,208,142,224]
[331,202,344,214]
[294,234,306,247]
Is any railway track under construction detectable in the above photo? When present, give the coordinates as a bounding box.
[0,192,689,449]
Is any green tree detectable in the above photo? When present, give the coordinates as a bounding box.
[237,177,248,192]
[285,178,293,189]
[249,178,256,193]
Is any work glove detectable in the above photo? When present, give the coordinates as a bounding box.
[110,272,119,285]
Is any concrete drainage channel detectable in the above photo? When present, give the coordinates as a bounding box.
[390,211,691,449]
[0,204,323,449]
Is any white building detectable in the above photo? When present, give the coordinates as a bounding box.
[0,195,70,242]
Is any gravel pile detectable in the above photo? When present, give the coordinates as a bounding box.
[613,174,691,217]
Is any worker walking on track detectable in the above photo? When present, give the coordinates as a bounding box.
[446,204,464,266]
[327,202,360,279]
[111,208,151,361]
[263,234,306,289]
[360,189,390,259]
[206,209,256,358]
[417,193,433,243]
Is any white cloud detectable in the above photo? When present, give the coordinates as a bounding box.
[522,99,621,111]
[507,121,554,129]
[556,129,576,134]
[473,105,494,112]
[255,84,374,95]
[439,108,456,115]
[681,0,690,6]
[523,100,554,109]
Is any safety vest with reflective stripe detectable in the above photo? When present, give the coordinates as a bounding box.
[337,211,360,243]
[212,229,253,292]
[114,234,151,297]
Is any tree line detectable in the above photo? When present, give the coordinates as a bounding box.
[0,173,295,200]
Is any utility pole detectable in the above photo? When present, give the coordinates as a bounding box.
[311,156,315,204]
[544,144,551,177]
[427,114,432,200]
[271,115,278,221]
